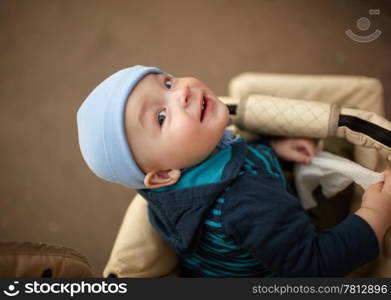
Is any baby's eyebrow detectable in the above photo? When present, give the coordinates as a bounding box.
[155,73,164,83]
[138,95,148,129]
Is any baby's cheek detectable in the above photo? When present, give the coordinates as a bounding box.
[169,124,213,163]
[171,119,198,139]
[175,127,204,152]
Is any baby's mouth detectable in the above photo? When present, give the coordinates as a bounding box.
[200,97,207,122]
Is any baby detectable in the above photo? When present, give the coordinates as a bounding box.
[77,65,391,277]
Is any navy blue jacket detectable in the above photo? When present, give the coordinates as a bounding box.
[139,140,379,277]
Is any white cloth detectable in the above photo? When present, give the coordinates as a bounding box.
[294,151,384,209]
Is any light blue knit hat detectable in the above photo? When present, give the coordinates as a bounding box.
[76,65,166,189]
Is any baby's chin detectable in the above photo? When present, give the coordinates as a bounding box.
[219,103,230,127]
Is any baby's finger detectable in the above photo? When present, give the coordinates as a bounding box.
[367,181,383,193]
[381,170,391,193]
[303,140,317,157]
[296,140,316,157]
[382,169,391,179]
[363,181,383,202]
[291,151,310,164]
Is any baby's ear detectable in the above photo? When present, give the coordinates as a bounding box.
[144,169,181,189]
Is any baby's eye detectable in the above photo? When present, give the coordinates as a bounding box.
[158,109,167,126]
[164,78,173,89]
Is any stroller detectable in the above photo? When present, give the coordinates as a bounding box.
[104,72,391,278]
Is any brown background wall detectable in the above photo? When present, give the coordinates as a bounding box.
[0,0,390,276]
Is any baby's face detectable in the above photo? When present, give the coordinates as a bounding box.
[125,73,229,186]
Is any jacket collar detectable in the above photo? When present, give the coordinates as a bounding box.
[139,140,247,204]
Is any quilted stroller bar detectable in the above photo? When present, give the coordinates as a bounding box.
[221,94,391,162]
[229,94,339,138]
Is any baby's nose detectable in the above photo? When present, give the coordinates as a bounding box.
[176,86,190,107]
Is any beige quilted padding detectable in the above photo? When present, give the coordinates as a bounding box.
[235,94,339,138]
[103,194,178,278]
[229,94,391,166]
[229,73,384,116]
[0,242,93,277]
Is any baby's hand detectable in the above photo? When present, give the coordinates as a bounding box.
[355,170,391,247]
[362,170,391,221]
[270,138,317,164]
